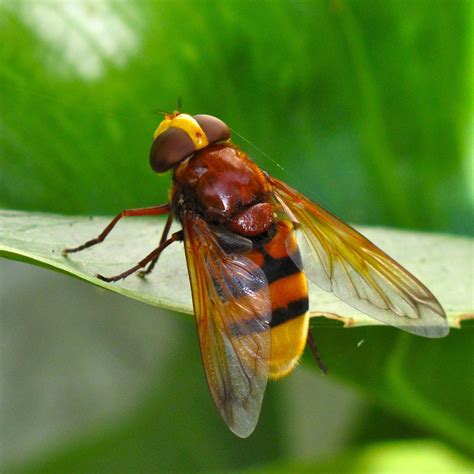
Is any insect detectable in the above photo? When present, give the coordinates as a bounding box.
[63,112,449,437]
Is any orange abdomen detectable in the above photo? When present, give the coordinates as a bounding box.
[246,220,309,379]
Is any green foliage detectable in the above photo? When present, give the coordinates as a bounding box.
[245,440,474,473]
[1,0,472,472]
[1,1,471,233]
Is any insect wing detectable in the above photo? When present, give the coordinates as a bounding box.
[270,177,448,338]
[182,212,271,437]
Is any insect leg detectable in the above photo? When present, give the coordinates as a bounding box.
[307,329,328,375]
[62,204,171,255]
[96,231,183,283]
[137,213,173,278]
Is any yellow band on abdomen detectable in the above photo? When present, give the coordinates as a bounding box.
[269,312,309,379]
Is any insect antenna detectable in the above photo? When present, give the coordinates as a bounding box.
[152,108,169,117]
[177,96,183,113]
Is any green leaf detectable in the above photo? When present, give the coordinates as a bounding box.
[1,209,472,328]
[243,440,474,473]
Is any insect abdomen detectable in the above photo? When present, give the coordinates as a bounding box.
[248,220,309,379]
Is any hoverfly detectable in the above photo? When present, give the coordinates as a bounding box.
[63,112,449,437]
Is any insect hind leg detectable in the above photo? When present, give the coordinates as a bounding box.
[307,329,328,375]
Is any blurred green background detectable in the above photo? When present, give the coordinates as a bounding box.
[1,0,473,472]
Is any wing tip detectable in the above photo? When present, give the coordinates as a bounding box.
[402,321,450,338]
[415,303,450,338]
[229,423,257,438]
[224,408,259,438]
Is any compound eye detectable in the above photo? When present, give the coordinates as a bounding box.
[193,114,230,143]
[149,127,195,173]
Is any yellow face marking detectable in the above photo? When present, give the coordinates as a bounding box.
[153,113,209,150]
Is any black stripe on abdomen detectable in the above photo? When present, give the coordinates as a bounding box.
[228,296,308,336]
[260,251,302,284]
[269,297,309,328]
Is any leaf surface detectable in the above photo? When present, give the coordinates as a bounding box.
[1,209,472,328]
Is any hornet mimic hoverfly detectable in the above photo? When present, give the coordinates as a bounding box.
[63,112,449,437]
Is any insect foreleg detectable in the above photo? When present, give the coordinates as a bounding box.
[137,213,174,278]
[96,230,183,283]
[62,204,171,255]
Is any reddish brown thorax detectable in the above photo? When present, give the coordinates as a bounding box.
[172,143,274,236]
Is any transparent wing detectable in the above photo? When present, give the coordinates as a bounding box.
[182,212,271,437]
[270,177,448,338]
